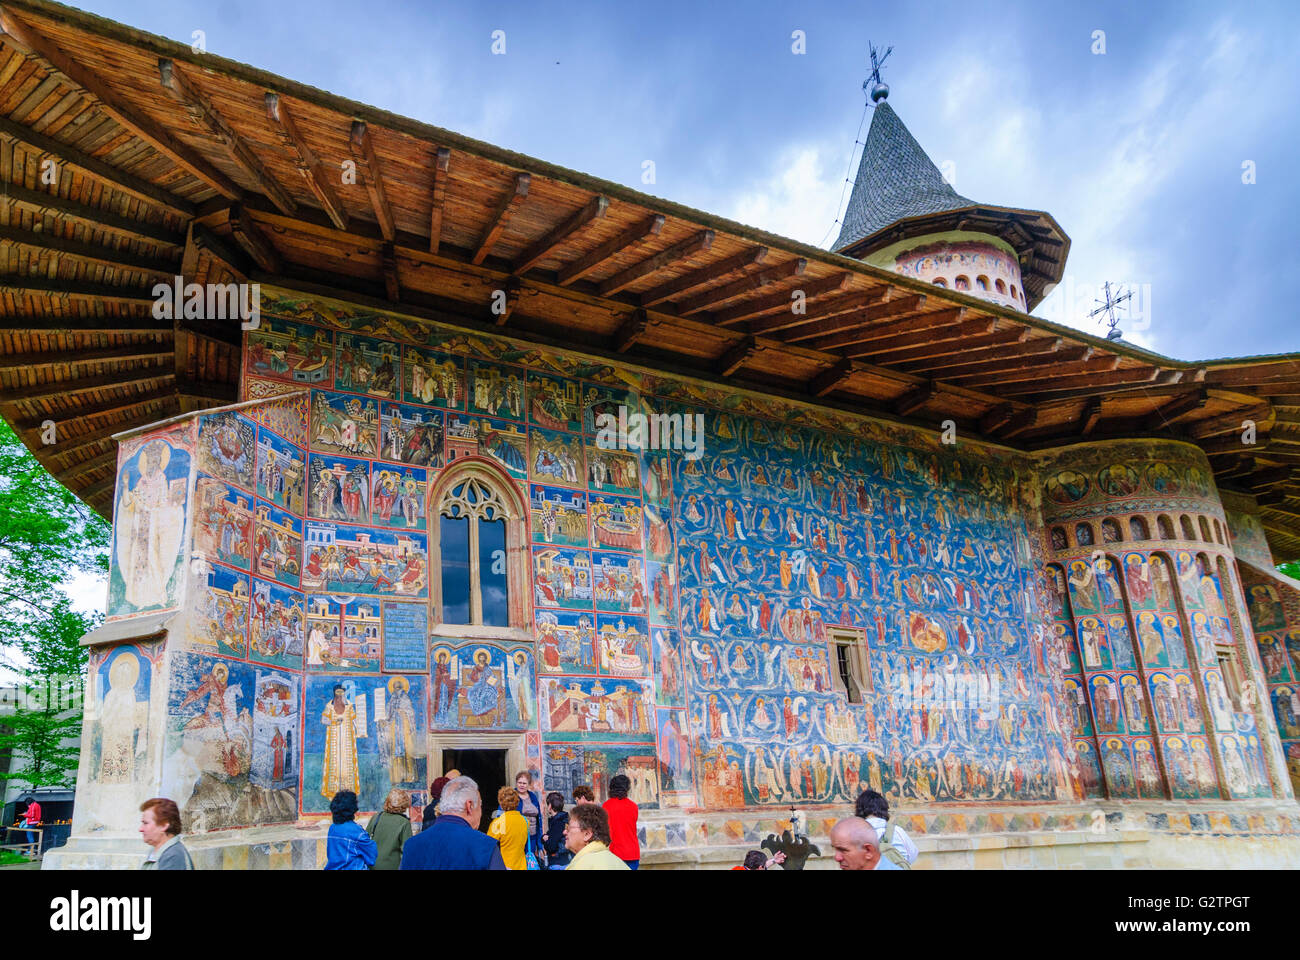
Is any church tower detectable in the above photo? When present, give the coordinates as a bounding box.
[833,82,1070,312]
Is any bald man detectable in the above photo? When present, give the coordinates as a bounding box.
[829,817,903,871]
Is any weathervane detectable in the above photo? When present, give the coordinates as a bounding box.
[865,42,893,104]
[1088,281,1134,341]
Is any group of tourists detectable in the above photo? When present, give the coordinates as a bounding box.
[132,779,916,871]
[324,770,642,871]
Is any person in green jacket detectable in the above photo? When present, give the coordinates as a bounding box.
[365,788,413,870]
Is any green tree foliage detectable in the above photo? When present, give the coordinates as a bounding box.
[0,706,82,789]
[1279,561,1300,581]
[0,417,109,677]
[0,417,110,791]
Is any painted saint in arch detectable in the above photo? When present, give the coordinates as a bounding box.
[378,676,417,785]
[115,439,187,611]
[97,649,150,783]
[321,683,360,798]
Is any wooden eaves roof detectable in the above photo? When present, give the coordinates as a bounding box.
[1,0,1298,561]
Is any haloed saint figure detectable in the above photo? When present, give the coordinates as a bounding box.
[116,439,186,610]
[321,684,360,798]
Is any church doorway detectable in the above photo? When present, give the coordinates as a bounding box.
[443,748,507,832]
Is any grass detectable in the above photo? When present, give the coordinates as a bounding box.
[0,848,34,865]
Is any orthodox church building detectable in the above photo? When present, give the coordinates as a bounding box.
[2,2,1298,868]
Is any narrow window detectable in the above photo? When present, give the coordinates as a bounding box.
[437,476,512,626]
[828,627,872,704]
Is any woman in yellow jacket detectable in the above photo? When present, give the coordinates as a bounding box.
[488,785,529,870]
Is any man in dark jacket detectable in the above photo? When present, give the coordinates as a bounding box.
[542,791,571,869]
[400,776,506,870]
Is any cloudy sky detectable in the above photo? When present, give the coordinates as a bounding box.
[51,0,1300,618]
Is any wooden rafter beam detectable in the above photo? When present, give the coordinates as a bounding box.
[348,120,396,241]
[595,226,713,297]
[0,276,157,306]
[712,272,852,327]
[993,407,1038,440]
[1186,404,1272,439]
[0,183,184,247]
[0,346,172,372]
[894,382,934,417]
[189,222,251,279]
[612,309,652,353]
[0,223,178,278]
[0,314,171,334]
[0,365,172,404]
[158,58,296,214]
[381,241,400,302]
[749,287,888,339]
[1204,361,1300,387]
[715,336,760,377]
[80,475,116,502]
[556,214,667,286]
[943,349,1109,388]
[42,420,132,458]
[0,113,194,218]
[492,276,521,327]
[675,257,807,316]
[791,295,930,350]
[1138,388,1208,432]
[1080,398,1104,437]
[993,366,1161,398]
[0,9,240,198]
[265,92,349,230]
[227,202,280,273]
[472,172,530,265]
[10,385,176,433]
[514,195,609,275]
[849,316,994,363]
[175,376,238,403]
[1200,434,1270,457]
[807,358,854,398]
[638,246,767,307]
[979,403,1015,435]
[58,449,117,481]
[895,332,1050,374]
[428,147,451,254]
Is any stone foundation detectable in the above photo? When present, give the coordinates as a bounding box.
[44,798,1300,869]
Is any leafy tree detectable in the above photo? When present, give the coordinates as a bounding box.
[0,706,81,789]
[1279,561,1300,581]
[0,417,109,791]
[0,417,109,677]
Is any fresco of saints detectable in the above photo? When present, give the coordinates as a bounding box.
[116,440,186,610]
[97,651,149,783]
[466,650,500,718]
[378,677,418,784]
[321,684,360,798]
[510,651,534,725]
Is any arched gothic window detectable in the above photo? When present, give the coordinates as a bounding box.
[954,275,971,291]
[430,462,527,634]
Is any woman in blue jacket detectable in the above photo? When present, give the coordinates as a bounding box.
[324,790,377,870]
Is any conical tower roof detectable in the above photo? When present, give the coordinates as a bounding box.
[833,102,974,252]
[832,97,1070,310]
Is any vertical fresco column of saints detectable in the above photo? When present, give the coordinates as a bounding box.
[244,318,436,819]
[1242,570,1300,796]
[1175,551,1273,798]
[524,370,667,809]
[1043,565,1105,798]
[168,404,307,831]
[1060,550,1165,799]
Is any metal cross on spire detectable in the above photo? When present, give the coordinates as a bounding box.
[865,42,893,103]
[1088,281,1134,340]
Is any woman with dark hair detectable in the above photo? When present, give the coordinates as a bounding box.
[602,773,640,870]
[365,788,412,870]
[854,789,918,866]
[325,790,377,870]
[542,791,572,870]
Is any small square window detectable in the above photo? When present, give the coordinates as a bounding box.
[828,627,872,704]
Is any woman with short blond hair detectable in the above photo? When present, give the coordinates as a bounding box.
[365,788,412,870]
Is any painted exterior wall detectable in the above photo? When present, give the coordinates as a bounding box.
[70,289,1294,849]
